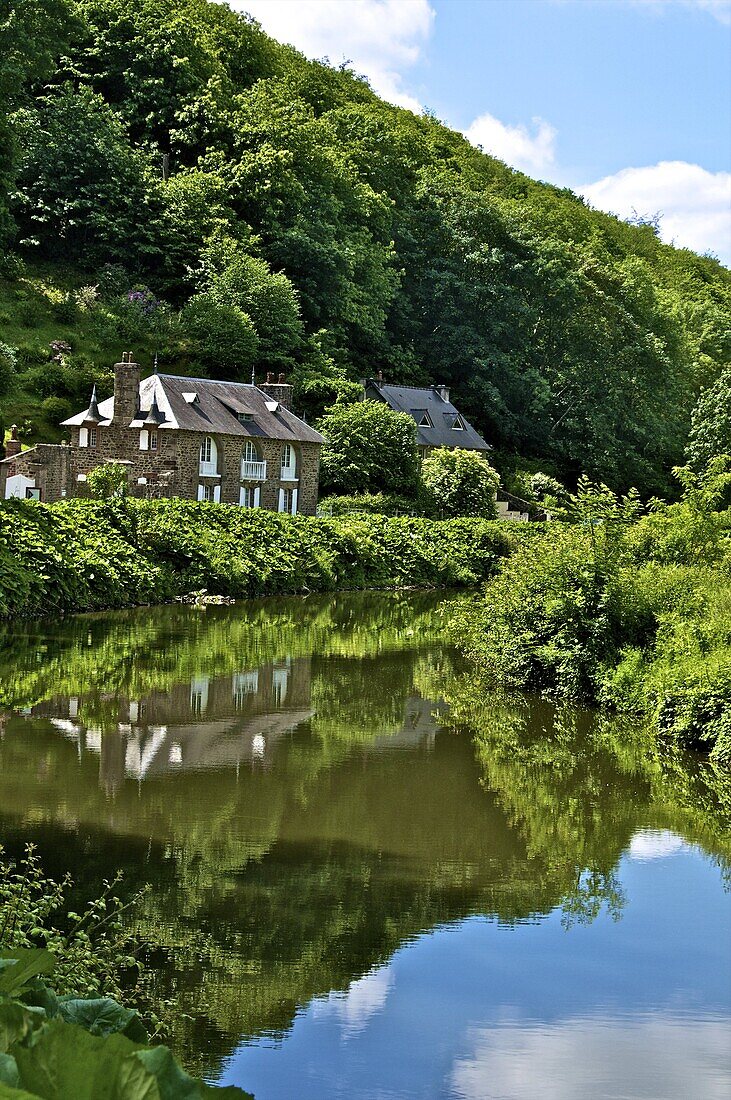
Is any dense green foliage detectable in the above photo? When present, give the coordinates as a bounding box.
[0,498,517,617]
[317,492,423,517]
[0,947,249,1096]
[456,467,731,761]
[686,366,731,471]
[0,0,728,490]
[421,447,500,519]
[317,400,421,497]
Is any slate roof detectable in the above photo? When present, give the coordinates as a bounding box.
[364,380,491,451]
[63,374,325,445]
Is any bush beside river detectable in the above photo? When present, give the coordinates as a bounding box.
[0,498,519,618]
[455,467,731,763]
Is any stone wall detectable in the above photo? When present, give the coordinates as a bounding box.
[3,421,321,515]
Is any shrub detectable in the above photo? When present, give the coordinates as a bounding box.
[0,342,17,396]
[421,447,500,519]
[51,290,77,323]
[317,400,421,497]
[41,395,73,424]
[87,462,129,499]
[318,493,423,517]
[0,499,516,618]
[182,291,259,378]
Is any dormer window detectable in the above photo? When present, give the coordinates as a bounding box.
[183,392,199,405]
[237,412,254,424]
[418,412,433,428]
[452,416,465,431]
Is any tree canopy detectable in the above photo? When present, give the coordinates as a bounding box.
[0,0,729,492]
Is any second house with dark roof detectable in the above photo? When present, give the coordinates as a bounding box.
[1,355,325,513]
[362,375,491,459]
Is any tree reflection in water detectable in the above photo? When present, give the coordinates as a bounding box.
[0,592,727,1078]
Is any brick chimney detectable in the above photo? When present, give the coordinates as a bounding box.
[112,352,141,424]
[5,425,21,459]
[259,371,293,411]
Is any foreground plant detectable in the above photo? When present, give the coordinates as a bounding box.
[0,947,250,1098]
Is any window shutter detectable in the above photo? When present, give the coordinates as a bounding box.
[213,484,221,503]
[197,484,205,502]
[278,488,285,512]
[140,430,148,451]
[291,489,298,515]
[254,487,260,508]
[79,427,88,448]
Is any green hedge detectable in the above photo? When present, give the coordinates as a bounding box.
[0,499,518,617]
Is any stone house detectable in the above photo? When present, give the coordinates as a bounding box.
[362,375,491,460]
[1,355,325,514]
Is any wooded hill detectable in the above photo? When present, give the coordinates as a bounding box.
[1,0,729,494]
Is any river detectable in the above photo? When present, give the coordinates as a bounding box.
[0,591,729,1099]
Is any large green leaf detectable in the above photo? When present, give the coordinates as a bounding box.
[0,954,55,1000]
[14,1022,159,1100]
[13,1020,252,1099]
[135,1047,252,1100]
[57,999,147,1043]
[0,1005,41,1057]
[0,1054,20,1088]
[0,1082,38,1099]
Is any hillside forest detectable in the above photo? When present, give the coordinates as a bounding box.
[1,0,730,496]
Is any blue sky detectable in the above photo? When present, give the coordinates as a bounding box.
[236,0,731,264]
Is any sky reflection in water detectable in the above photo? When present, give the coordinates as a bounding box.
[222,846,730,1100]
[0,592,728,1099]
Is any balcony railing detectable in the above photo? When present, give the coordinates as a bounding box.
[241,460,267,481]
[198,461,220,477]
[280,466,298,481]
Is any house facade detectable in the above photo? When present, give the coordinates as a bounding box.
[1,355,325,514]
[362,376,491,459]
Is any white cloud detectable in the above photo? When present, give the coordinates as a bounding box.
[464,113,558,177]
[628,829,688,861]
[630,0,731,25]
[451,1014,731,1100]
[235,0,434,112]
[580,160,731,264]
[312,964,393,1035]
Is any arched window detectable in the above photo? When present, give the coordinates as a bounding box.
[280,443,297,480]
[241,440,266,481]
[199,436,217,475]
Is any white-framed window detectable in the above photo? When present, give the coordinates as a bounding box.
[89,427,97,447]
[199,436,218,476]
[239,485,260,508]
[197,483,216,502]
[241,441,266,481]
[150,431,158,451]
[418,412,433,428]
[280,443,297,480]
[278,487,298,514]
[452,416,465,431]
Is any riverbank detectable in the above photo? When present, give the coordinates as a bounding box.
[453,484,731,764]
[0,498,520,618]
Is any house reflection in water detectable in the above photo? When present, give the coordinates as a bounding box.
[36,656,313,794]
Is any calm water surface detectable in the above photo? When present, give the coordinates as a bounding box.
[0,591,729,1099]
